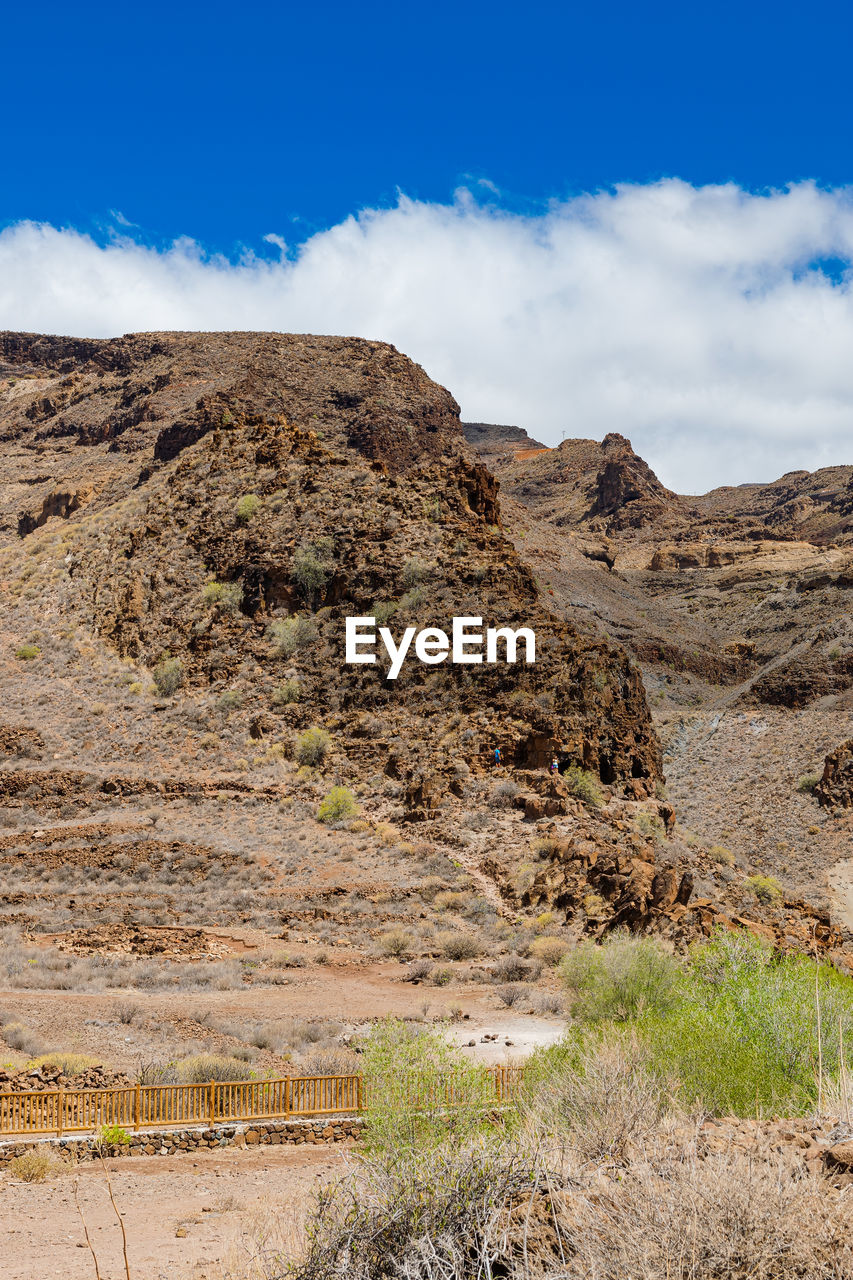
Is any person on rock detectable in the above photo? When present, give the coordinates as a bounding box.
[493,746,503,768]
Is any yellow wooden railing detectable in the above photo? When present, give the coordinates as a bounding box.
[0,1065,524,1138]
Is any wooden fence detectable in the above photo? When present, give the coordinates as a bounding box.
[0,1065,524,1138]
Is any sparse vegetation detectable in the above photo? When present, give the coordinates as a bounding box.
[528,934,570,966]
[378,928,416,958]
[317,786,359,824]
[8,1151,58,1182]
[268,614,317,657]
[152,655,183,697]
[201,580,243,612]
[272,679,300,705]
[563,765,604,807]
[292,538,334,604]
[236,493,261,523]
[488,779,520,809]
[295,726,330,766]
[436,930,480,960]
[709,844,735,865]
[744,873,783,904]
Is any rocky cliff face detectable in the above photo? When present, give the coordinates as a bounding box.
[0,332,661,796]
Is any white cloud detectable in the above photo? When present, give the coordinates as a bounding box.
[2,180,853,491]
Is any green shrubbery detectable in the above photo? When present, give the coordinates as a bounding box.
[559,930,853,1116]
[201,580,243,613]
[360,1018,494,1152]
[317,785,358,824]
[216,689,243,713]
[563,765,604,807]
[292,537,334,604]
[272,679,300,705]
[268,614,316,657]
[152,656,183,696]
[295,726,330,766]
[236,493,261,523]
[744,873,783,904]
[15,644,40,660]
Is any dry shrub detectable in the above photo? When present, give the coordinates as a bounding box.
[496,982,529,1008]
[526,1035,671,1164]
[2,1021,43,1055]
[299,1047,360,1077]
[556,1146,853,1279]
[436,931,480,961]
[528,935,570,967]
[378,928,416,959]
[491,954,541,983]
[8,1150,61,1182]
[176,1054,256,1083]
[30,1052,101,1075]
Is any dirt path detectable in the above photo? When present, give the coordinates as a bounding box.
[1,1143,343,1280]
[829,859,853,933]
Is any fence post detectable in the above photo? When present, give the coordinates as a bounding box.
[357,1074,363,1114]
[57,1089,64,1138]
[134,1083,141,1131]
[284,1076,290,1120]
[209,1080,215,1127]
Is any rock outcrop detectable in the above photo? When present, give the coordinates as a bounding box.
[0,331,662,793]
[816,740,853,809]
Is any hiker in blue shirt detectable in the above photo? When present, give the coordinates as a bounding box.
[493,746,502,767]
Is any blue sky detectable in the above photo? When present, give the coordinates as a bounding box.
[3,1,853,489]
[4,0,852,253]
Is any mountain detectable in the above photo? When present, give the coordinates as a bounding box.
[0,335,848,984]
[466,424,853,935]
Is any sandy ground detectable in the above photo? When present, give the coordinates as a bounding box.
[0,963,566,1072]
[1,1144,344,1280]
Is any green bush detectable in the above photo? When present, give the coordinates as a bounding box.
[744,873,783,904]
[236,493,261,523]
[560,930,853,1117]
[709,844,735,866]
[15,644,40,660]
[797,773,821,793]
[563,765,604,807]
[216,689,243,713]
[641,931,853,1115]
[295,726,330,767]
[268,614,316,657]
[360,1018,494,1152]
[635,811,666,842]
[272,679,300,706]
[152,656,183,697]
[317,785,359,824]
[201,580,243,613]
[98,1123,131,1146]
[559,934,679,1024]
[292,538,334,602]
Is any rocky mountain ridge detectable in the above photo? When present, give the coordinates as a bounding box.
[0,334,848,977]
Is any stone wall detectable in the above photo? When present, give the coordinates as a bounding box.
[0,1115,364,1167]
